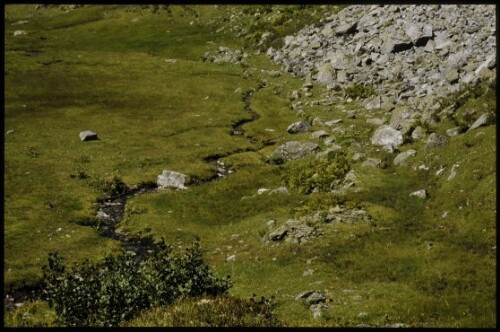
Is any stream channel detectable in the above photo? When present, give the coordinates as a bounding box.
[5,85,270,311]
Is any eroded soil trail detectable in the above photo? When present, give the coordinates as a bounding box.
[5,84,269,310]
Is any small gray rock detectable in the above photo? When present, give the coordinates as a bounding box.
[411,126,426,140]
[446,127,460,137]
[311,130,329,139]
[410,189,427,199]
[268,225,288,241]
[287,120,311,134]
[362,96,381,110]
[79,130,98,141]
[325,119,343,127]
[393,149,416,166]
[362,158,382,168]
[96,210,109,220]
[425,133,448,149]
[352,153,366,161]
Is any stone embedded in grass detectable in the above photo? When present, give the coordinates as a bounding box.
[352,152,366,161]
[79,130,98,141]
[287,120,311,134]
[257,188,270,195]
[366,117,386,126]
[410,189,427,199]
[371,125,403,149]
[267,141,319,163]
[311,130,329,139]
[447,163,459,181]
[425,132,448,149]
[393,149,416,167]
[362,95,381,110]
[264,219,321,245]
[13,30,27,36]
[446,127,460,137]
[269,186,289,195]
[467,113,494,132]
[267,225,288,242]
[296,290,327,305]
[324,119,343,127]
[266,219,276,228]
[96,210,109,220]
[157,170,187,190]
[411,126,426,140]
[361,158,383,168]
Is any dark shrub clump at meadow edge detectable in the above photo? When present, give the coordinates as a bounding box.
[41,238,231,327]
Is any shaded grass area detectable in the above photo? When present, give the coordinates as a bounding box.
[4,4,255,291]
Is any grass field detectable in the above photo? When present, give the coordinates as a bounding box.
[3,4,496,327]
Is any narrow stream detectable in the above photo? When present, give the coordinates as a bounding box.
[5,85,268,310]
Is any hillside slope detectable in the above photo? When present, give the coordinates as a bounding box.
[4,5,496,327]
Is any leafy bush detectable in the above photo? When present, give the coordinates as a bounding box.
[283,150,351,194]
[123,295,285,327]
[41,239,231,327]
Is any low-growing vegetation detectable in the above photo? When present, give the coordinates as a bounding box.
[123,295,285,327]
[41,239,231,327]
[283,150,351,194]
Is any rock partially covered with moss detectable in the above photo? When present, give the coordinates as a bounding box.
[267,141,319,164]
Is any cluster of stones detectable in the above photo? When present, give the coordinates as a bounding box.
[263,205,372,245]
[202,46,249,65]
[267,5,496,113]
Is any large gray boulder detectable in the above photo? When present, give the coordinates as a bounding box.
[268,141,319,163]
[157,170,187,190]
[371,125,404,149]
[79,130,98,141]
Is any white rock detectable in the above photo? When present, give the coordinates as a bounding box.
[371,125,403,149]
[447,164,459,181]
[410,189,427,199]
[79,130,98,141]
[157,170,187,190]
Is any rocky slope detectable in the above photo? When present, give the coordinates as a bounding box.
[267,5,496,118]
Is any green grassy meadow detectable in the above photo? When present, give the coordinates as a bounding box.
[3,5,496,327]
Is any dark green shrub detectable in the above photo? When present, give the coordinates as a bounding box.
[283,150,351,194]
[96,176,129,197]
[41,239,231,327]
